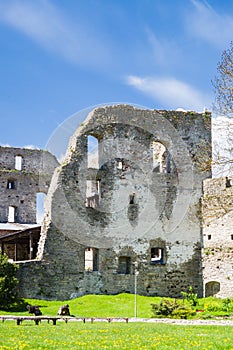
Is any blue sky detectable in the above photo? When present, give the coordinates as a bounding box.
[0,0,233,150]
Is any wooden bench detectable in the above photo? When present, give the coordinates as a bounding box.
[0,316,129,325]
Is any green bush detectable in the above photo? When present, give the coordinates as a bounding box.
[171,305,196,319]
[151,299,195,319]
[151,299,176,317]
[181,286,198,307]
[0,253,19,309]
[222,298,233,312]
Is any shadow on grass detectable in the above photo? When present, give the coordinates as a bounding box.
[2,299,48,313]
[7,299,29,312]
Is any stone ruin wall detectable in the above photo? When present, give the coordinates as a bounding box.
[202,176,233,298]
[0,146,58,224]
[17,105,212,300]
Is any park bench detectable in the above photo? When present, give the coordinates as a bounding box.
[0,316,129,325]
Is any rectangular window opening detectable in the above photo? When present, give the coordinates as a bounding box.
[85,247,99,271]
[208,235,212,240]
[86,180,100,208]
[15,155,23,171]
[116,158,129,172]
[87,135,99,169]
[7,180,16,189]
[8,206,16,223]
[150,247,164,264]
[118,256,131,274]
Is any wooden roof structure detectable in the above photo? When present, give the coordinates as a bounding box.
[0,226,41,261]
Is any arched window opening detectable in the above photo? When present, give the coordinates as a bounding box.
[36,193,46,224]
[151,141,170,173]
[84,247,99,271]
[205,281,220,297]
[87,135,99,169]
[8,206,16,223]
[118,256,131,274]
[15,155,23,171]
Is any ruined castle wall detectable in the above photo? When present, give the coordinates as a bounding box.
[202,177,233,298]
[17,105,211,300]
[0,147,58,224]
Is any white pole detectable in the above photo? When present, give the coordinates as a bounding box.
[134,262,138,318]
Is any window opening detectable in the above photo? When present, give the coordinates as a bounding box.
[205,281,220,297]
[87,135,99,169]
[7,180,16,189]
[231,235,233,240]
[116,158,129,172]
[8,206,16,223]
[226,178,232,188]
[86,180,100,208]
[151,141,169,173]
[129,193,136,205]
[36,193,46,224]
[118,256,131,274]
[15,155,23,170]
[84,247,98,271]
[150,247,164,264]
[208,235,211,240]
[117,160,123,170]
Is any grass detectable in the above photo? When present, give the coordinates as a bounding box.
[0,322,233,349]
[1,293,233,320]
[0,293,162,318]
[1,294,233,349]
[1,293,233,319]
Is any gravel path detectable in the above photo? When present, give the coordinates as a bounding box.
[130,318,233,326]
[2,316,233,326]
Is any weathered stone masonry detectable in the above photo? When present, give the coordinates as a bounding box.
[0,147,58,224]
[202,177,233,298]
[16,105,212,300]
[0,147,58,261]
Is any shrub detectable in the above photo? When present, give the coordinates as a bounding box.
[151,299,176,318]
[171,304,196,319]
[0,253,19,309]
[222,298,233,312]
[181,286,198,307]
[151,299,195,319]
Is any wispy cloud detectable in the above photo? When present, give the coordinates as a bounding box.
[126,75,211,111]
[0,0,109,66]
[145,28,181,68]
[188,0,233,47]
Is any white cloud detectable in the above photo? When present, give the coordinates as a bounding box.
[0,0,108,66]
[0,143,39,149]
[126,75,211,111]
[0,143,11,147]
[23,145,40,150]
[188,0,233,47]
[145,28,181,67]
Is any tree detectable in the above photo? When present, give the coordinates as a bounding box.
[0,253,19,309]
[213,42,233,116]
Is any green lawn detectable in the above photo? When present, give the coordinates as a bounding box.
[0,322,233,349]
[1,293,233,319]
[0,293,162,318]
[1,294,233,349]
